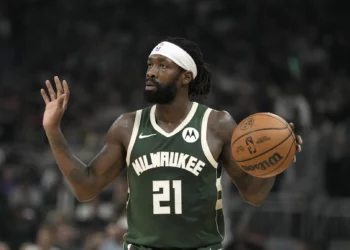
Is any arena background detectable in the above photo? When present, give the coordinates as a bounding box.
[0,0,350,249]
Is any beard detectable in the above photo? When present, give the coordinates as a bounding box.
[144,77,179,104]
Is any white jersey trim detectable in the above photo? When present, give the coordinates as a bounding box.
[126,110,142,166]
[215,173,224,239]
[150,102,198,137]
[216,175,223,210]
[201,108,218,168]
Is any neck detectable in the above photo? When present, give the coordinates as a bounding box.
[155,95,192,123]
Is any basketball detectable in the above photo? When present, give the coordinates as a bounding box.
[231,113,296,178]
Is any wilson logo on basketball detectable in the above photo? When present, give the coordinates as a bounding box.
[241,153,283,171]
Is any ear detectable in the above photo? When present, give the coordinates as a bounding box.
[182,71,193,86]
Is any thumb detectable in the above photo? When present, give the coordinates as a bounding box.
[58,94,66,107]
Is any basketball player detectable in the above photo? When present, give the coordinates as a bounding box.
[40,37,303,250]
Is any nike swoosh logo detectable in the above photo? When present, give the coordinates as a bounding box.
[139,133,157,139]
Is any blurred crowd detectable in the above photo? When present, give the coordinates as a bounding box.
[0,0,350,249]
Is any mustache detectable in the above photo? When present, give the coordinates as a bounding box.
[146,78,160,86]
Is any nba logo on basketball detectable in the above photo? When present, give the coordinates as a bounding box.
[245,137,256,154]
[155,42,164,51]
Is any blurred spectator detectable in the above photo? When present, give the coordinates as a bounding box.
[99,215,127,250]
[273,82,312,133]
[54,223,75,250]
[20,226,60,250]
[83,232,105,250]
[0,242,9,250]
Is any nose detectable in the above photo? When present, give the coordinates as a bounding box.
[146,65,158,79]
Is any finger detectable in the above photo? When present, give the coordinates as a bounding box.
[46,80,56,100]
[289,123,295,130]
[62,80,70,109]
[293,156,296,163]
[55,76,64,96]
[57,94,66,108]
[296,144,302,153]
[296,135,303,145]
[40,89,50,104]
[62,80,70,96]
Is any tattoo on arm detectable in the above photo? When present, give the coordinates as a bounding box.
[45,113,130,201]
[46,130,90,184]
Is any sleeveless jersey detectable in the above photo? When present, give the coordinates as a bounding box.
[124,102,224,249]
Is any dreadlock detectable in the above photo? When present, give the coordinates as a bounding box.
[164,37,211,98]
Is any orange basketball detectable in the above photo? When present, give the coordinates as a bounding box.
[231,113,296,178]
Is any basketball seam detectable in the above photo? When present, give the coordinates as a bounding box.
[255,140,296,177]
[233,113,291,145]
[256,113,296,137]
[231,127,288,146]
[235,132,293,163]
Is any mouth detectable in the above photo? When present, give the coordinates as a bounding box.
[145,80,157,91]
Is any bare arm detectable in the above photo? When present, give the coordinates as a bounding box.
[41,76,133,202]
[214,111,275,206]
[45,113,133,202]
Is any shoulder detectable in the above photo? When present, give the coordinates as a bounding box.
[106,111,140,144]
[207,109,237,142]
[111,111,137,132]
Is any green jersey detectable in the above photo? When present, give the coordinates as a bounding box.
[124,102,224,249]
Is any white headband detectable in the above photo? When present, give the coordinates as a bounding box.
[149,41,197,79]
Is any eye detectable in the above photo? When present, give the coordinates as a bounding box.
[159,64,166,69]
[147,63,152,68]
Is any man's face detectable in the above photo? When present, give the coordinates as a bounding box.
[144,55,183,104]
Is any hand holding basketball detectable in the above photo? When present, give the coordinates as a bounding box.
[289,122,303,163]
[231,113,303,178]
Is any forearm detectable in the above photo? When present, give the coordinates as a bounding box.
[45,128,97,201]
[241,174,275,205]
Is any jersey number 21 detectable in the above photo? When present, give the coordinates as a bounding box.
[153,180,182,215]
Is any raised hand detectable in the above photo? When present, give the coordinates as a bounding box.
[41,76,70,130]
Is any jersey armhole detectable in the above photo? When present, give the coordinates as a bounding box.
[126,109,142,166]
[201,108,218,168]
